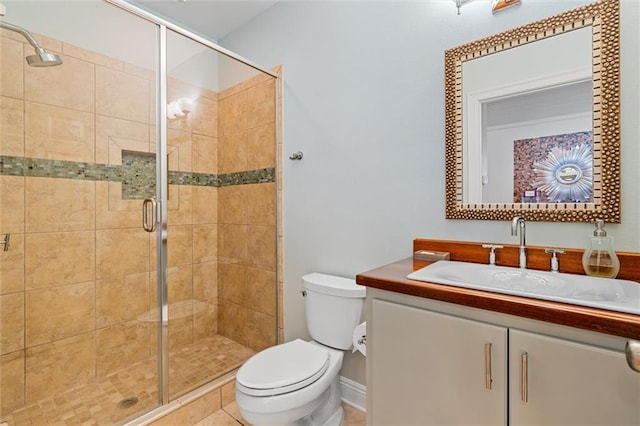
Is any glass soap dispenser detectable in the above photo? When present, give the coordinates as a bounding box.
[582,220,620,278]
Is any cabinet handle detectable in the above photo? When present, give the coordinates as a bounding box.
[521,352,529,403]
[626,340,640,373]
[485,343,492,390]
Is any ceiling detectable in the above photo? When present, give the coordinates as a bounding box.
[126,0,279,40]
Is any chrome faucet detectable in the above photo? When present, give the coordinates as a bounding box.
[511,217,526,268]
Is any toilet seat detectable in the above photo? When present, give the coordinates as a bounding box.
[236,339,330,397]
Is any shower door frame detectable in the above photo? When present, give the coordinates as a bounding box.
[104,0,279,407]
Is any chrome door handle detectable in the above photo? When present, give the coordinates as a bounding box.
[626,340,640,373]
[142,198,158,232]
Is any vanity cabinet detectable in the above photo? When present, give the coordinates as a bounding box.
[369,299,508,425]
[509,329,640,425]
[368,297,640,426]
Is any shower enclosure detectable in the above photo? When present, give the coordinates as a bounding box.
[0,1,279,424]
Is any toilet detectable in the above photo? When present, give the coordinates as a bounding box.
[235,273,366,425]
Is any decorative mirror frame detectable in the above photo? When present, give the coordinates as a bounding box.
[444,0,620,222]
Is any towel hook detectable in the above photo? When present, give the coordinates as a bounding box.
[289,151,303,160]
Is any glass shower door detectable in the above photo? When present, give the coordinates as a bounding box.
[0,1,162,423]
[1,0,279,422]
[163,28,278,401]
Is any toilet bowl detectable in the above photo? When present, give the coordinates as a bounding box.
[235,273,366,426]
[236,339,344,425]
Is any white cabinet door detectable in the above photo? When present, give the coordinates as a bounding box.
[509,329,640,426]
[370,299,508,425]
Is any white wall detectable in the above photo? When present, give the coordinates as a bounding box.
[4,1,157,69]
[462,25,592,95]
[220,0,640,385]
[3,0,222,92]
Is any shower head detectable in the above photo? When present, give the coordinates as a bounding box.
[26,46,63,67]
[0,20,63,67]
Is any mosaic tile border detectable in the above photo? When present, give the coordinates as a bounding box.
[0,156,121,181]
[0,155,275,199]
[168,168,275,187]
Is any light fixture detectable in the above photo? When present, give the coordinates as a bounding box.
[455,0,473,15]
[166,97,195,119]
[492,0,521,14]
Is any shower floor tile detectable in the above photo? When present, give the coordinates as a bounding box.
[3,335,254,426]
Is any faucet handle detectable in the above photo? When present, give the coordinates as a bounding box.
[482,244,504,265]
[544,248,565,272]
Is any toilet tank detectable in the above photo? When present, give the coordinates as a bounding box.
[302,273,366,350]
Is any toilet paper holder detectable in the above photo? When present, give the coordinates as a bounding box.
[352,322,367,356]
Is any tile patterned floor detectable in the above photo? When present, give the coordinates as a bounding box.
[195,401,366,426]
[342,405,366,426]
[3,335,254,426]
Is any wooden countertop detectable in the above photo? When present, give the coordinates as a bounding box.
[356,257,640,340]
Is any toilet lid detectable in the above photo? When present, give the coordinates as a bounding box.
[236,339,330,397]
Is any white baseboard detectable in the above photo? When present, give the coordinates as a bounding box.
[339,376,366,413]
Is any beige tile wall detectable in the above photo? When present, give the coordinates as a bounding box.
[1,29,159,413]
[217,73,278,353]
[0,29,282,417]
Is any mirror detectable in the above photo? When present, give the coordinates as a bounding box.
[444,0,620,222]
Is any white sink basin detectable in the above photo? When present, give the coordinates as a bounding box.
[407,260,640,315]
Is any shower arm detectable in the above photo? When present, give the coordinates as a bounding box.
[0,20,45,51]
